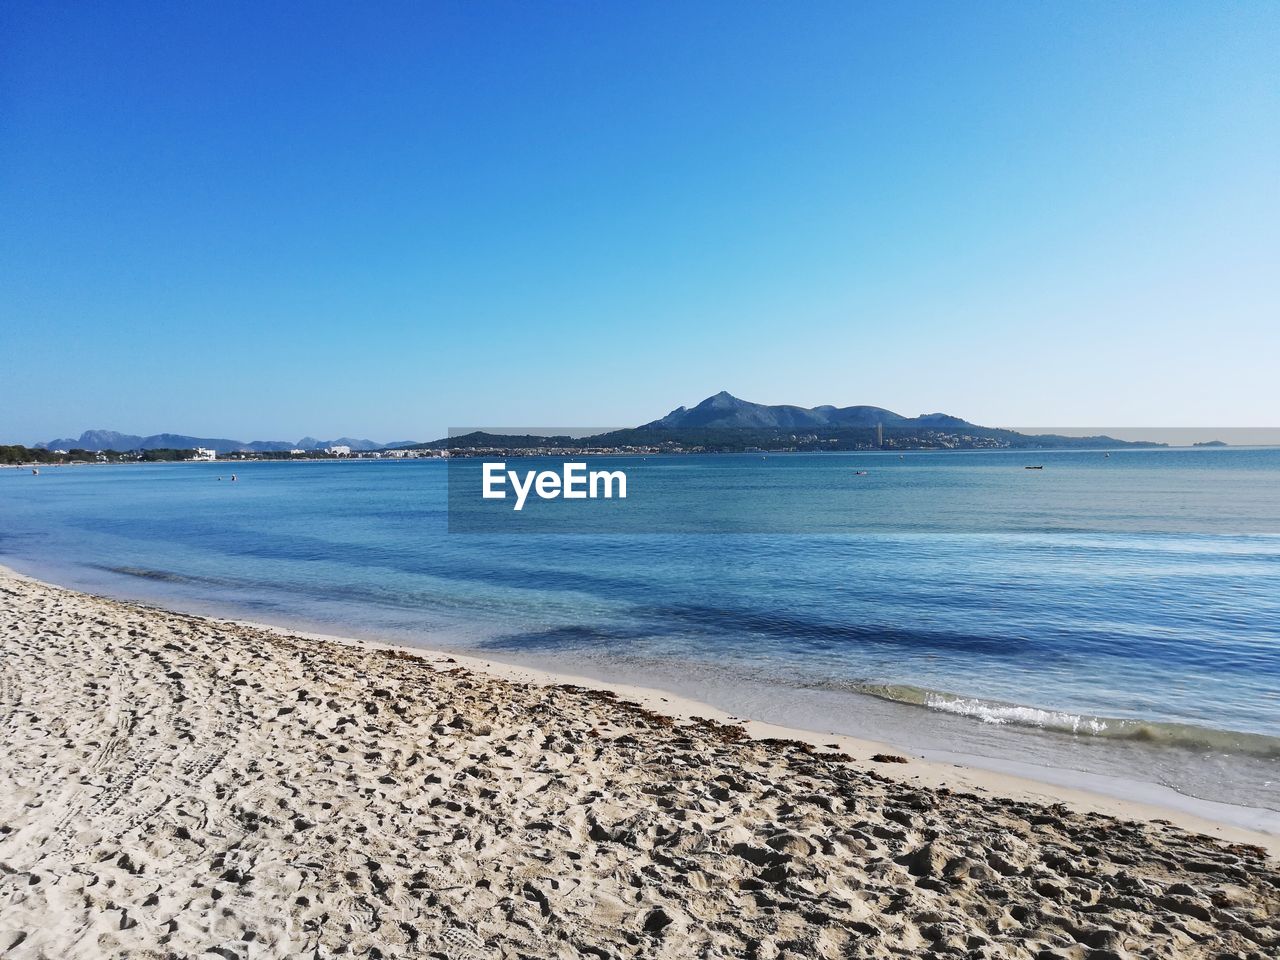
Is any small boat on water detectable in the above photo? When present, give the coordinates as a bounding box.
[854,470,869,476]
[1024,465,1043,470]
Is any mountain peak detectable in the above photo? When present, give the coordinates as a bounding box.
[642,393,970,431]
[692,391,748,411]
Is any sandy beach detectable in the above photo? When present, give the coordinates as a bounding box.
[1,566,1277,959]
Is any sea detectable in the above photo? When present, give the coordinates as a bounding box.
[2,447,1277,828]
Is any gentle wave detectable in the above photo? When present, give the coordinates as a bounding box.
[96,564,208,584]
[856,683,1280,758]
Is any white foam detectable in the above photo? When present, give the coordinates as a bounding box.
[922,694,1111,735]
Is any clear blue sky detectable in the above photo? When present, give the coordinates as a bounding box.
[2,1,1277,443]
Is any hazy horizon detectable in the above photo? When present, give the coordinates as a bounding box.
[3,2,1277,440]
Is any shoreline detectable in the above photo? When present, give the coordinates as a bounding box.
[3,563,1277,958]
[5,561,1276,854]
[228,619,1280,855]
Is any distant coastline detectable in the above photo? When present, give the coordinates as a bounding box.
[11,443,1280,469]
[11,391,1181,460]
[16,394,1279,464]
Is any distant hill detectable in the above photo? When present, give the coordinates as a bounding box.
[623,392,1162,450]
[415,431,582,451]
[32,393,1166,455]
[293,436,386,453]
[403,393,1165,452]
[644,391,974,431]
[35,430,385,454]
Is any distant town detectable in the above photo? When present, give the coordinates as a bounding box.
[1,443,669,466]
[0,430,1129,467]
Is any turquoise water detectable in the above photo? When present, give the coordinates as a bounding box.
[2,448,1278,814]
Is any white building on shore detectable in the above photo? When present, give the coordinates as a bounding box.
[191,447,217,461]
[325,445,351,456]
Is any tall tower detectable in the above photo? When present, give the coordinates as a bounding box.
[876,423,883,448]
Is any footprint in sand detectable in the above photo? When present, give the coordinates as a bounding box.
[440,924,488,960]
[0,661,21,733]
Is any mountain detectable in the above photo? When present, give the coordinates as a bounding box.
[643,391,956,430]
[35,430,385,454]
[607,392,1162,450]
[32,394,1164,455]
[415,431,582,451]
[293,436,384,452]
[39,430,145,451]
[391,393,1160,452]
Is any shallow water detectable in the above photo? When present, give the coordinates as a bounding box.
[2,448,1277,814]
